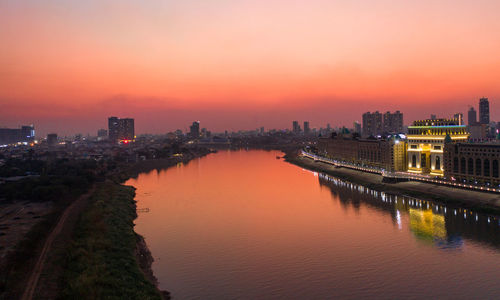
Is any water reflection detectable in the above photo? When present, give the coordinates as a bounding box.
[317,173,500,250]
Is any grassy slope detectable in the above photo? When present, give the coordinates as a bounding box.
[61,182,161,299]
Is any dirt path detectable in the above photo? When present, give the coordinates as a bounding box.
[20,186,95,300]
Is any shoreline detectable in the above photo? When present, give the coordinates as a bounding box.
[123,149,213,299]
[284,151,500,215]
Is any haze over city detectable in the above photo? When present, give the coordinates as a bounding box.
[2,0,500,135]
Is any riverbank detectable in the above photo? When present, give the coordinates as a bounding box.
[61,182,163,299]
[285,151,500,215]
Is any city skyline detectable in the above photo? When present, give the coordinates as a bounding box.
[1,0,500,135]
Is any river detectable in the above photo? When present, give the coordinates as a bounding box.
[126,150,500,299]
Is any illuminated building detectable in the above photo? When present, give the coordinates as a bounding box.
[317,133,407,172]
[407,118,469,176]
[0,125,35,145]
[444,143,500,186]
[108,117,135,143]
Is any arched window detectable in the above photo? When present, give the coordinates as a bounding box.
[476,158,482,176]
[453,157,459,173]
[412,154,417,168]
[468,158,474,175]
[484,159,490,177]
[460,157,466,174]
[493,160,499,178]
[435,156,441,170]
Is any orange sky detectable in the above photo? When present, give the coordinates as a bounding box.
[1,0,500,135]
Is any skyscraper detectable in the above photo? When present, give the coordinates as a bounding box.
[479,97,490,124]
[190,121,200,138]
[108,117,135,142]
[292,121,301,134]
[303,121,310,134]
[362,111,383,136]
[383,111,403,133]
[467,107,477,125]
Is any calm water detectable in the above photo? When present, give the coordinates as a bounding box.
[126,150,500,299]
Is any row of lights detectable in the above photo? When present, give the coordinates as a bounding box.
[303,150,500,193]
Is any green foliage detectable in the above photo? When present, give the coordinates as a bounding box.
[61,183,161,300]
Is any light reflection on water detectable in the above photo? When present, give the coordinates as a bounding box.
[317,172,500,250]
[127,150,500,299]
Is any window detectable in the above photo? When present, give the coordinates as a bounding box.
[435,156,441,170]
[484,159,490,177]
[421,153,426,168]
[412,154,417,168]
[411,145,417,149]
[460,157,466,174]
[476,159,482,176]
[453,157,459,173]
[468,158,473,175]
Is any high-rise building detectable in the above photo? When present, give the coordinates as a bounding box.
[303,121,310,134]
[190,121,200,138]
[353,121,361,134]
[0,125,35,145]
[47,133,58,146]
[479,97,490,124]
[468,107,477,125]
[453,113,464,125]
[108,117,135,142]
[383,111,403,133]
[362,111,383,136]
[292,121,301,134]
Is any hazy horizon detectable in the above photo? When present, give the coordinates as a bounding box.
[2,0,499,135]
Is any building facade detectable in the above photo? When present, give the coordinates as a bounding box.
[407,118,469,176]
[479,97,490,125]
[317,134,407,172]
[0,125,35,145]
[190,121,200,138]
[292,121,301,134]
[362,111,383,136]
[468,107,477,125]
[444,143,500,186]
[303,121,310,134]
[108,117,135,142]
[383,111,404,133]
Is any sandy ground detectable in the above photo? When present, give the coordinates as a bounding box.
[0,201,53,259]
[291,155,500,212]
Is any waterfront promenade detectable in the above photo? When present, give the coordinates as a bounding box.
[290,151,500,213]
[301,150,500,193]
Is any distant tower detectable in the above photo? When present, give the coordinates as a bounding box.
[479,97,490,124]
[190,121,200,138]
[467,107,477,125]
[292,121,301,134]
[303,121,310,134]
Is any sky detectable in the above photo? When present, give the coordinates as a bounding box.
[1,0,500,136]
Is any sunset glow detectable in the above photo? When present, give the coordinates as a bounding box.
[1,0,500,134]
